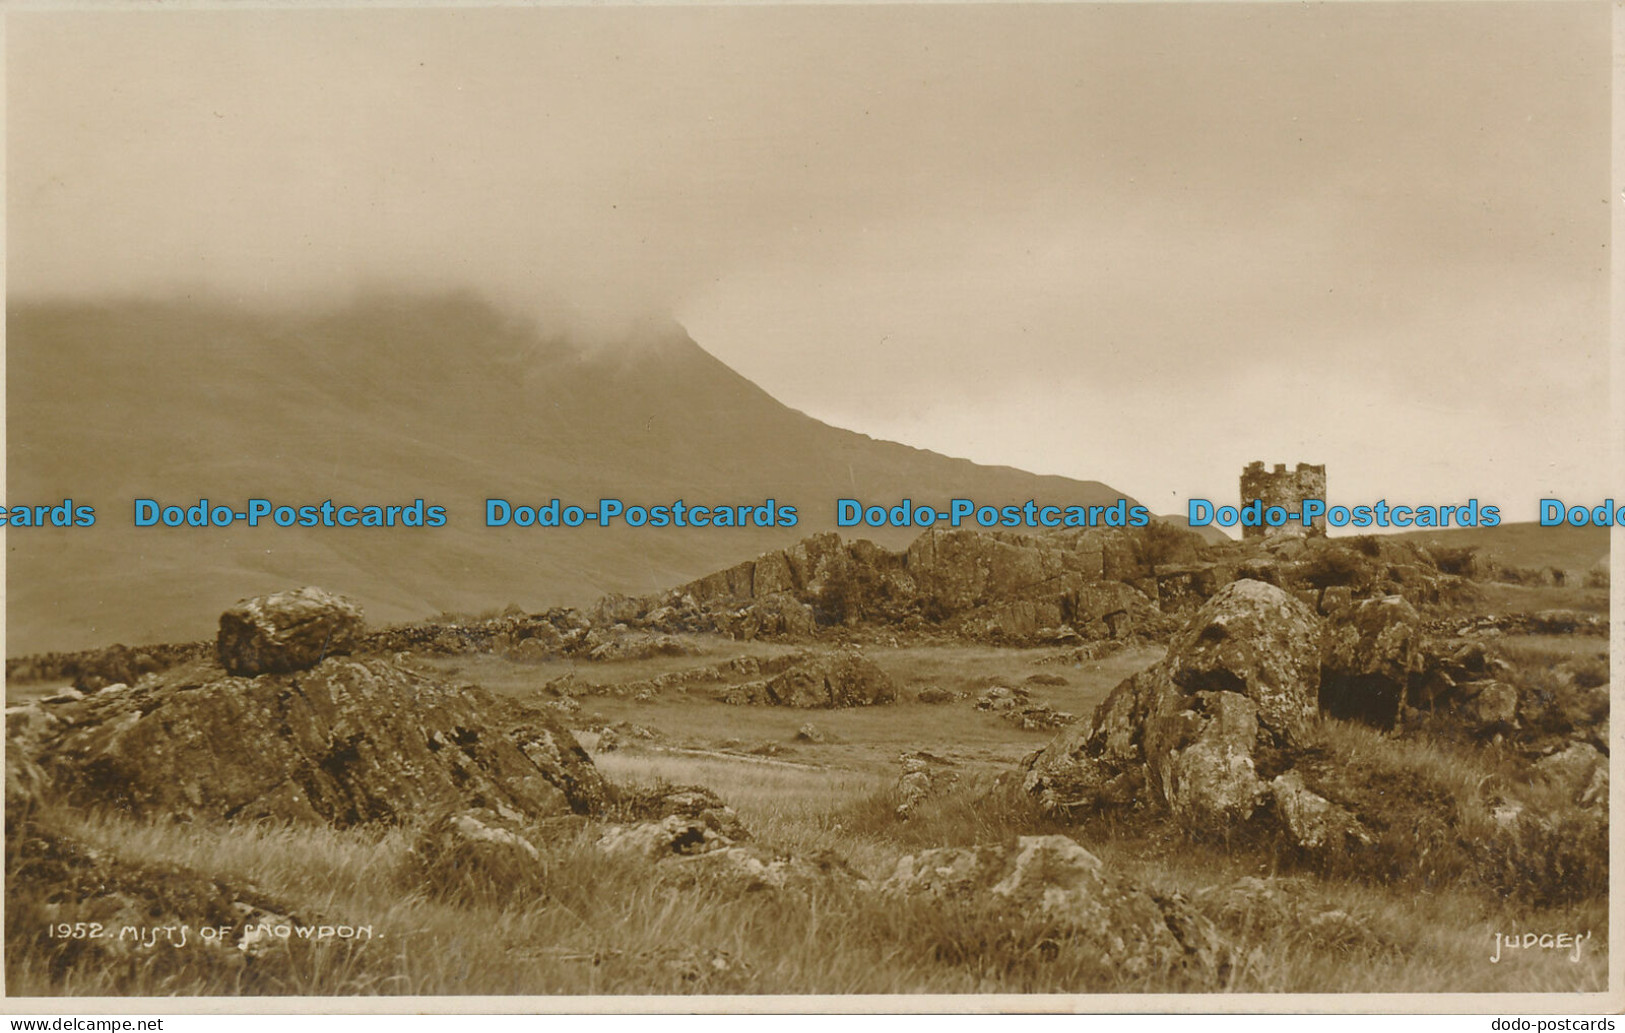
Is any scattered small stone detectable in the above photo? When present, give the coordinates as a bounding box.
[974,685,1029,712]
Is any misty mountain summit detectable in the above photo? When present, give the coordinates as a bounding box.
[7,292,1127,652]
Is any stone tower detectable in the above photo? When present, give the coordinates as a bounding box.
[1240,461,1327,540]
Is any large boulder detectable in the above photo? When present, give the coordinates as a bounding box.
[22,656,605,826]
[1144,691,1268,828]
[1165,578,1321,738]
[1319,596,1427,728]
[1024,580,1320,835]
[217,586,365,676]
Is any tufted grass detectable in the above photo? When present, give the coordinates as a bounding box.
[6,609,1607,998]
[7,737,1606,998]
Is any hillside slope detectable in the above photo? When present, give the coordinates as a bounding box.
[8,293,1133,652]
[1391,523,1609,577]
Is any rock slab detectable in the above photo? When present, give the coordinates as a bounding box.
[22,656,605,826]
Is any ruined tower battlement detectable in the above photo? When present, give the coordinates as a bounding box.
[1240,461,1327,540]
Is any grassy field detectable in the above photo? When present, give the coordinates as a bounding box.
[6,586,1609,997]
[9,729,1606,997]
[414,641,1164,778]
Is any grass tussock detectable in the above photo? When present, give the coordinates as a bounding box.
[7,743,1607,998]
[7,569,1608,998]
[1493,642,1610,747]
[1274,719,1607,907]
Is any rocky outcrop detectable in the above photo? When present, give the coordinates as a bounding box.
[883,835,1228,980]
[1322,604,1530,738]
[907,529,1098,612]
[22,655,604,826]
[671,533,849,608]
[8,641,208,692]
[5,704,56,811]
[625,526,1195,642]
[217,587,365,676]
[1166,579,1321,737]
[611,783,751,841]
[973,685,1073,730]
[721,652,897,708]
[1024,580,1319,833]
[1318,596,1427,728]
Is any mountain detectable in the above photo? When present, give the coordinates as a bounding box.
[7,292,1136,654]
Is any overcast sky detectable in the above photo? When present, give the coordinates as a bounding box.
[9,3,1613,522]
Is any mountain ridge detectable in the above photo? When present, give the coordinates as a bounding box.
[8,291,1137,653]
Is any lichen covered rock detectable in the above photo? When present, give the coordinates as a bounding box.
[1146,691,1267,828]
[1318,595,1427,728]
[217,586,365,676]
[722,651,896,708]
[1024,579,1319,834]
[24,656,604,826]
[1166,579,1321,737]
[1269,771,1371,852]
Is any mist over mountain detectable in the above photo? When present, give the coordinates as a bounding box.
[8,292,1136,654]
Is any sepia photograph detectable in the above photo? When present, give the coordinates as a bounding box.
[3,0,1615,1008]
